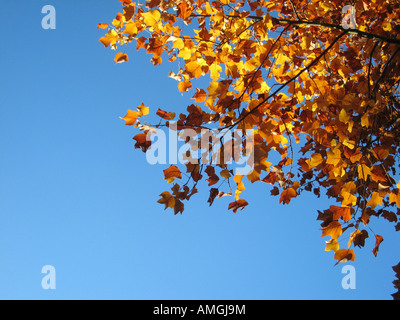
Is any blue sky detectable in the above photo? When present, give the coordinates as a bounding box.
[0,0,399,300]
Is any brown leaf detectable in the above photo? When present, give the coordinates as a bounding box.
[353,229,369,248]
[228,199,249,213]
[392,262,400,300]
[208,188,219,206]
[205,166,220,186]
[372,234,384,257]
[133,133,151,152]
[156,108,175,120]
[174,199,185,215]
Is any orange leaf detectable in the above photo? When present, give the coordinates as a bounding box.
[178,79,193,92]
[192,88,207,103]
[372,234,384,257]
[279,187,297,205]
[321,221,343,240]
[97,23,109,29]
[334,249,355,265]
[114,52,129,64]
[133,133,151,151]
[157,191,175,210]
[120,110,138,126]
[163,165,182,183]
[330,205,352,222]
[156,108,175,120]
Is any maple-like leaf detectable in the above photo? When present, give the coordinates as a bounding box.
[334,249,355,266]
[321,221,343,240]
[157,191,175,210]
[279,187,297,205]
[121,110,138,126]
[330,205,352,222]
[228,199,249,213]
[163,165,182,183]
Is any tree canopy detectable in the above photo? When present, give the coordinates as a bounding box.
[99,0,400,298]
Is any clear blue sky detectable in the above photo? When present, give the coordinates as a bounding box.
[0,0,399,300]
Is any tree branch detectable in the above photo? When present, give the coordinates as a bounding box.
[226,31,349,130]
[190,14,400,46]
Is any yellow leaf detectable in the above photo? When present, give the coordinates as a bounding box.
[366,192,383,209]
[185,61,203,79]
[361,113,369,127]
[209,64,222,81]
[306,153,324,168]
[341,191,357,207]
[358,164,371,181]
[325,239,340,253]
[339,109,350,123]
[389,191,400,208]
[137,103,149,116]
[348,229,362,248]
[143,9,161,27]
[99,29,118,48]
[326,148,341,166]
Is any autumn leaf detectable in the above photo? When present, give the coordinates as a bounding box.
[157,191,175,210]
[174,199,184,215]
[321,221,343,240]
[334,249,355,266]
[97,23,109,29]
[279,187,297,205]
[205,166,219,186]
[133,133,151,151]
[392,263,400,300]
[372,235,384,257]
[163,165,182,183]
[120,110,138,126]
[228,199,249,213]
[325,239,340,253]
[208,188,219,206]
[330,205,352,222]
[156,108,175,120]
[366,192,383,209]
[114,52,129,64]
[142,9,161,27]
